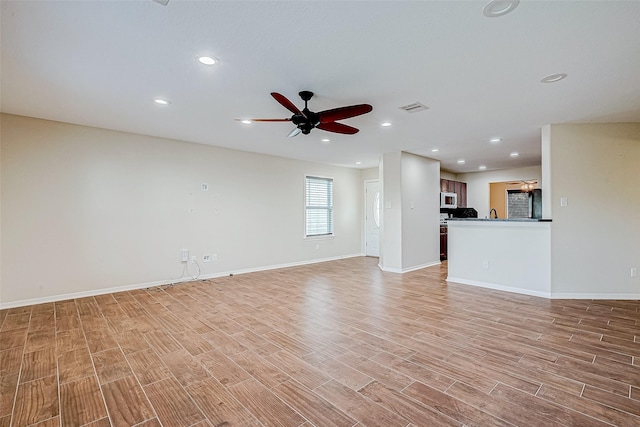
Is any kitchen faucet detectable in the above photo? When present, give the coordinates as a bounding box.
[489,208,498,219]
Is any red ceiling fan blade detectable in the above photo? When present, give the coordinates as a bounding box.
[317,122,360,135]
[271,92,304,116]
[318,104,373,123]
[235,118,291,122]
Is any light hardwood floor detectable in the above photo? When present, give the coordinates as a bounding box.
[2,257,640,426]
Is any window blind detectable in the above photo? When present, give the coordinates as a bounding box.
[305,176,333,237]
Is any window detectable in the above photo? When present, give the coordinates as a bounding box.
[305,176,333,237]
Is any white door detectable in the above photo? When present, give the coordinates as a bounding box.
[365,180,380,257]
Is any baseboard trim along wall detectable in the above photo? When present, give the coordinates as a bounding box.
[380,261,441,274]
[0,253,364,309]
[446,277,552,299]
[447,277,640,300]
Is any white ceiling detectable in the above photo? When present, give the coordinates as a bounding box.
[2,1,639,172]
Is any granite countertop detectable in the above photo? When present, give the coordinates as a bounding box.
[447,218,552,222]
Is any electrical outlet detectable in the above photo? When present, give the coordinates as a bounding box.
[203,254,211,263]
[212,254,218,262]
[181,249,189,262]
[631,267,638,278]
[482,260,489,269]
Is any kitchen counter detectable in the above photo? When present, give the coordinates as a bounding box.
[446,219,551,298]
[447,218,552,222]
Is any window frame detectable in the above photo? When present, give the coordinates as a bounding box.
[304,175,335,239]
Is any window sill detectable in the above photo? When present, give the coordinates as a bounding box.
[304,234,335,241]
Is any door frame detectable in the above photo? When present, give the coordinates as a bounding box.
[363,179,380,257]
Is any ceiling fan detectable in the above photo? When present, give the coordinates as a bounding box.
[240,91,373,137]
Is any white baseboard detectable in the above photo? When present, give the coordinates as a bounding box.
[0,253,364,309]
[550,292,640,300]
[380,260,441,274]
[446,277,640,300]
[446,277,552,299]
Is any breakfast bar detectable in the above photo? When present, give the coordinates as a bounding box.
[446,218,552,298]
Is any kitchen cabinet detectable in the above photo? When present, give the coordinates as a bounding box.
[440,225,448,261]
[440,179,467,208]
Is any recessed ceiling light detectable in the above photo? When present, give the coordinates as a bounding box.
[541,73,567,83]
[479,165,487,170]
[431,148,439,152]
[457,159,466,164]
[510,152,519,157]
[197,56,218,65]
[321,138,331,143]
[483,0,520,18]
[154,98,171,105]
[381,122,392,127]
[355,161,362,165]
[241,119,252,124]
[490,138,501,143]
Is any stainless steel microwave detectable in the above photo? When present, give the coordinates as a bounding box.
[440,192,457,209]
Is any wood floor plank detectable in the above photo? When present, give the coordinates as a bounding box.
[196,348,251,386]
[92,348,133,385]
[12,376,59,426]
[402,380,513,427]
[271,379,357,427]
[1,312,31,331]
[314,379,409,427]
[60,376,108,427]
[186,377,262,426]
[266,349,333,390]
[57,347,94,384]
[538,384,640,426]
[302,351,374,391]
[227,378,307,427]
[369,351,456,392]
[28,415,60,426]
[161,349,212,387]
[227,349,290,389]
[582,384,640,417]
[101,375,155,427]
[20,347,56,383]
[0,327,28,351]
[359,380,463,426]
[0,347,23,376]
[144,377,205,427]
[0,373,19,418]
[125,348,172,386]
[334,350,412,391]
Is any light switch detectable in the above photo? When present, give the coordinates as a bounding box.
[560,197,568,207]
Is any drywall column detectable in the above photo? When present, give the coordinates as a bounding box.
[380,152,403,271]
[541,125,552,219]
[548,123,640,298]
[379,152,441,273]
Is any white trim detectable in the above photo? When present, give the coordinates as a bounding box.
[0,253,364,309]
[380,261,441,274]
[446,277,640,300]
[446,276,552,299]
[550,293,640,300]
[363,179,380,257]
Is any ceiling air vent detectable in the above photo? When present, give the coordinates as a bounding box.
[398,102,429,113]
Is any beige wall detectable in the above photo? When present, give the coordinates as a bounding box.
[1,114,364,306]
[380,152,440,272]
[547,123,640,296]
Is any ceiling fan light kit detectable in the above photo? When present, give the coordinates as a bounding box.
[240,91,373,137]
